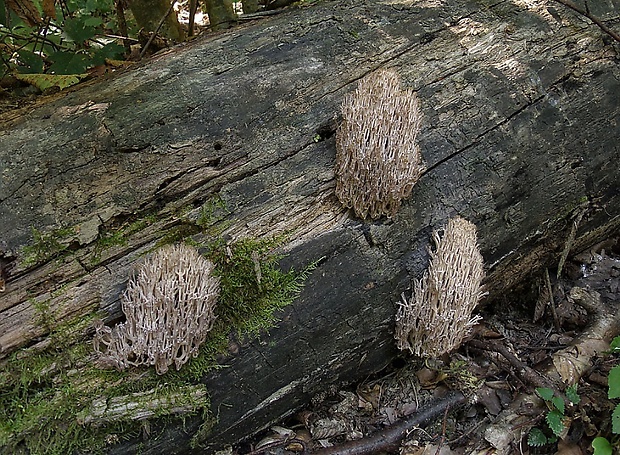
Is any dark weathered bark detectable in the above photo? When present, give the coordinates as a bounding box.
[1,0,619,453]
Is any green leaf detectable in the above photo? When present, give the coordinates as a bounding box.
[609,365,620,399]
[546,409,566,437]
[83,17,103,27]
[610,336,620,353]
[527,427,548,447]
[613,403,620,434]
[592,437,613,455]
[91,42,125,65]
[16,50,44,74]
[0,0,7,24]
[48,51,92,75]
[63,16,97,43]
[85,0,113,13]
[551,396,565,414]
[13,73,87,91]
[566,384,580,404]
[536,387,555,402]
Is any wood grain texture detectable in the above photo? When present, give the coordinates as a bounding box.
[1,0,619,452]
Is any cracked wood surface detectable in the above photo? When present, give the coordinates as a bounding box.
[1,0,620,452]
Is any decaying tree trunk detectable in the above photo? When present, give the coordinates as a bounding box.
[1,0,619,453]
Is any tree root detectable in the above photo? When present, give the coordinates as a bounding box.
[482,286,620,453]
[310,391,466,455]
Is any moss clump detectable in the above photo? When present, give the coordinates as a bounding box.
[20,226,76,267]
[0,235,314,455]
[209,236,310,338]
[91,215,158,263]
[196,195,229,231]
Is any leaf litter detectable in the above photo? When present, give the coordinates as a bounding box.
[231,236,620,455]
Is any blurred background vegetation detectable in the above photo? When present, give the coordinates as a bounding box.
[0,0,290,92]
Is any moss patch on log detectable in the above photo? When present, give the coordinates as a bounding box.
[20,226,76,267]
[0,235,315,455]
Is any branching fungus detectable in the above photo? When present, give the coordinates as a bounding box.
[335,69,425,220]
[395,217,485,357]
[94,244,220,375]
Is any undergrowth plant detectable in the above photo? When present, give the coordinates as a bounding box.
[0,0,126,89]
[591,335,620,455]
[528,385,580,448]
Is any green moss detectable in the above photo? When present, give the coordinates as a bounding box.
[31,297,53,331]
[20,226,76,267]
[154,222,203,249]
[1,234,315,454]
[91,215,158,263]
[196,194,228,228]
[208,236,310,338]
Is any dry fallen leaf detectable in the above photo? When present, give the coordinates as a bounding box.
[556,440,583,455]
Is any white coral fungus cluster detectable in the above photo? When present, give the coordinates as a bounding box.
[94,244,220,375]
[395,217,485,357]
[335,68,425,220]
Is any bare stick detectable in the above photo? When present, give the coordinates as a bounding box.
[557,205,586,277]
[544,268,561,331]
[140,0,179,60]
[552,0,620,43]
[311,391,466,455]
[468,339,554,390]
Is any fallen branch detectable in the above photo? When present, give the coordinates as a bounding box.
[76,385,208,425]
[551,287,620,384]
[468,339,554,390]
[552,0,620,43]
[311,391,467,455]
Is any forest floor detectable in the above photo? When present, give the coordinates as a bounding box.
[233,237,620,455]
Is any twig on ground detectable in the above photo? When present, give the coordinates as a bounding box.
[311,391,467,455]
[434,405,450,455]
[552,0,620,43]
[544,268,561,331]
[245,437,307,455]
[483,286,620,451]
[448,416,489,445]
[468,339,554,390]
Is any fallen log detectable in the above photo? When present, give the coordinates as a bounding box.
[1,0,619,453]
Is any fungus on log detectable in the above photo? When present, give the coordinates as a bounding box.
[335,69,424,220]
[93,244,220,375]
[395,216,485,357]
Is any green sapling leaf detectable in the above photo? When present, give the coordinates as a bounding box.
[536,387,555,402]
[592,436,613,455]
[63,16,97,43]
[612,403,620,434]
[546,409,566,437]
[566,384,580,404]
[608,365,620,399]
[551,395,565,414]
[609,336,620,353]
[527,427,548,447]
